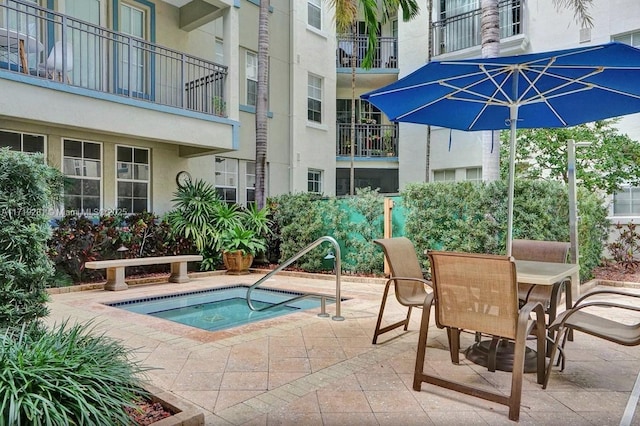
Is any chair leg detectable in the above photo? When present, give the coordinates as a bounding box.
[413,296,433,391]
[543,327,568,389]
[447,328,460,364]
[404,306,413,331]
[508,335,526,422]
[372,282,392,344]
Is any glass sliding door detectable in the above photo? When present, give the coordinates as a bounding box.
[118,3,147,98]
[64,0,102,89]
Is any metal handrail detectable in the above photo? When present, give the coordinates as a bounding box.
[246,236,344,321]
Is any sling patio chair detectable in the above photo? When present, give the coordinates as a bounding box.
[372,237,433,344]
[543,287,640,389]
[414,250,547,422]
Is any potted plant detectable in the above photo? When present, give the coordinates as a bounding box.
[383,129,394,156]
[220,225,267,275]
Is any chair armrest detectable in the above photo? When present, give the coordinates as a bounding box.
[572,288,640,306]
[519,300,546,326]
[549,292,640,331]
[387,276,433,290]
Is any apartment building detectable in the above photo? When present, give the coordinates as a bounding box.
[3,0,638,218]
[341,0,640,221]
[0,0,337,215]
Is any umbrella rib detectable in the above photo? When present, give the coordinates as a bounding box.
[368,69,492,97]
[395,68,512,121]
[516,66,604,105]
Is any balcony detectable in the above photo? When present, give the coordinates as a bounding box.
[336,35,398,69]
[336,123,398,158]
[0,0,227,117]
[433,0,523,55]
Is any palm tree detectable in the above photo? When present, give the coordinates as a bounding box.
[330,0,420,194]
[480,0,593,181]
[255,0,269,208]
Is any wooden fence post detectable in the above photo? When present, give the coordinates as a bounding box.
[383,198,394,276]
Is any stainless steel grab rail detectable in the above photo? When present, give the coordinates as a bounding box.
[246,236,344,321]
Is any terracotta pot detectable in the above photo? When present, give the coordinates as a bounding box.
[222,250,254,275]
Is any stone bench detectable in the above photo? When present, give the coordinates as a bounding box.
[84,255,203,291]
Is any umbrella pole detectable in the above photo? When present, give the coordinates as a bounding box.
[506,105,518,257]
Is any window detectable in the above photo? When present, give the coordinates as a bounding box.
[612,187,640,216]
[116,146,149,213]
[614,31,640,47]
[465,167,482,182]
[308,169,322,193]
[307,0,321,30]
[215,38,224,64]
[0,129,45,154]
[63,139,101,214]
[215,157,238,204]
[308,74,322,123]
[246,161,256,204]
[246,51,258,107]
[433,169,456,182]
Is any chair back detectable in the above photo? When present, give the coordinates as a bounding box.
[374,237,428,305]
[428,251,519,340]
[46,41,73,71]
[511,239,570,263]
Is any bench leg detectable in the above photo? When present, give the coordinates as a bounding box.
[169,262,190,283]
[104,267,128,291]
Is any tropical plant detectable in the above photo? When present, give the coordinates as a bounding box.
[607,222,640,271]
[0,149,63,328]
[166,179,219,253]
[48,214,105,283]
[0,321,149,425]
[220,226,267,256]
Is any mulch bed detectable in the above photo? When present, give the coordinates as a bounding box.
[592,263,640,283]
[126,397,173,425]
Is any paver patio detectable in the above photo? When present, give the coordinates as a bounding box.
[45,272,640,425]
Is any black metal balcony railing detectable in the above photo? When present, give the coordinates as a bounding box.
[0,0,227,116]
[433,0,522,55]
[336,123,398,158]
[336,35,398,69]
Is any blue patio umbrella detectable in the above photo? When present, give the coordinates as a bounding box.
[362,42,640,256]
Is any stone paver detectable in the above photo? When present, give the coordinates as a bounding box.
[45,273,640,425]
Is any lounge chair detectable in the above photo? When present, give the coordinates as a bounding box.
[414,250,547,422]
[372,237,432,344]
[544,288,640,389]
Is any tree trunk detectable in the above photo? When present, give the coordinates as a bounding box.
[425,0,433,182]
[481,0,500,181]
[349,24,357,195]
[255,0,270,207]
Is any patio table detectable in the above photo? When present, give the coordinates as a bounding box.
[465,260,580,373]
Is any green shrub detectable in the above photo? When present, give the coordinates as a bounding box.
[268,193,330,272]
[0,321,148,425]
[341,188,386,274]
[0,149,62,328]
[402,179,609,281]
